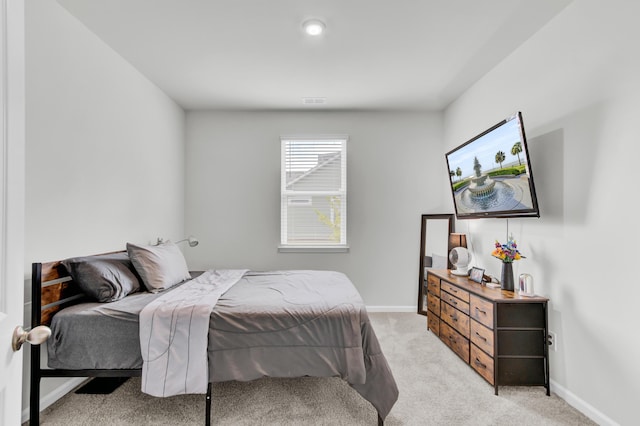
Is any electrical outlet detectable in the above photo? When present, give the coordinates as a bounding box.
[548,331,557,352]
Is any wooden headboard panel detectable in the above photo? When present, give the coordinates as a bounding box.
[32,261,83,327]
[32,251,125,327]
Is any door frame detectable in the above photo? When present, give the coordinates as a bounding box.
[0,0,25,424]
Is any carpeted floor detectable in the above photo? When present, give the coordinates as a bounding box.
[33,313,595,425]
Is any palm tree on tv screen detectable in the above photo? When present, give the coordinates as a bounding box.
[495,150,506,169]
[511,142,523,165]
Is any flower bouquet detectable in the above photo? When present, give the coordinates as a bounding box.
[492,236,525,263]
[492,235,525,291]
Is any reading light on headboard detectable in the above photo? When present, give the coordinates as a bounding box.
[176,235,199,247]
[155,236,199,247]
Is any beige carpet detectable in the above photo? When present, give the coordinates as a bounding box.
[33,313,594,425]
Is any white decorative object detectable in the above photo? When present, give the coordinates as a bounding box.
[449,247,472,276]
[519,273,535,296]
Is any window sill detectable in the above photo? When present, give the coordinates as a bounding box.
[278,245,350,253]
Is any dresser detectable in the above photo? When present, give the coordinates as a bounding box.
[425,269,550,395]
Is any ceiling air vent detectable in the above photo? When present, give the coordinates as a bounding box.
[302,97,327,106]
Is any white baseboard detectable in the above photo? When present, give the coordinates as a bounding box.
[550,379,619,426]
[21,377,88,424]
[366,305,416,312]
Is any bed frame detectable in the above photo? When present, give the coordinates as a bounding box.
[29,255,383,425]
[29,255,215,425]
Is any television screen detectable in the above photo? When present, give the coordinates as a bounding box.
[445,112,540,219]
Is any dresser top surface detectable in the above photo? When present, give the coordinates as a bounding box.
[428,269,549,303]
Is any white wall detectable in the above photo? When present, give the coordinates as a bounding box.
[23,0,185,417]
[443,1,640,424]
[185,110,443,307]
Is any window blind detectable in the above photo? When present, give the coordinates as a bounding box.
[280,137,347,248]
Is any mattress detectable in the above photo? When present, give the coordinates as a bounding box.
[47,286,163,370]
[47,270,203,369]
[47,270,398,418]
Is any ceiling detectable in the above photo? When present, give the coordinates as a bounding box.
[57,0,572,111]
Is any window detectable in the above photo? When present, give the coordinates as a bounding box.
[280,136,348,251]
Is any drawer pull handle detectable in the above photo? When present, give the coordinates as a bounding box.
[475,332,487,342]
[451,300,458,305]
[452,316,458,322]
[475,307,487,315]
[474,357,487,369]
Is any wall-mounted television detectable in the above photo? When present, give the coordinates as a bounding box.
[445,112,540,219]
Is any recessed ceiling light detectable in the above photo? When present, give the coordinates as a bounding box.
[303,19,325,36]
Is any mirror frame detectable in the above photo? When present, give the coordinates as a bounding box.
[418,213,454,316]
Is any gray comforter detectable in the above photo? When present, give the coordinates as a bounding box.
[47,270,399,419]
[207,270,398,418]
[140,269,248,397]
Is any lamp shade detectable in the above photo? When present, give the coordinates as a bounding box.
[449,233,467,249]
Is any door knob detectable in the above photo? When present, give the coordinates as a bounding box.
[11,325,51,351]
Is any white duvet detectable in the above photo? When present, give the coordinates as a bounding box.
[139,269,247,397]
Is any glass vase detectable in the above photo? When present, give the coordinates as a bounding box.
[501,262,514,291]
[518,273,534,296]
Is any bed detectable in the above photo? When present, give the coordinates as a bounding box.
[30,246,398,425]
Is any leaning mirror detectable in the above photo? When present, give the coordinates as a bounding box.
[417,214,454,316]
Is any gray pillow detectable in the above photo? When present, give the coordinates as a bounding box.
[127,241,191,292]
[61,252,142,302]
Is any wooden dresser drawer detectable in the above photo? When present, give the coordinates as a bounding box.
[422,270,549,396]
[441,300,470,338]
[440,290,470,315]
[470,295,494,329]
[427,310,440,336]
[441,281,470,303]
[470,319,494,357]
[440,322,469,363]
[427,274,440,297]
[471,343,495,385]
[427,293,440,315]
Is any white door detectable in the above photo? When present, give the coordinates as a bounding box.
[0,1,25,425]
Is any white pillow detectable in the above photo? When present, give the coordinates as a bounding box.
[127,241,191,292]
[431,253,448,270]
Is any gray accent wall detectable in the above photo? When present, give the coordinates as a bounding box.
[185,110,445,307]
